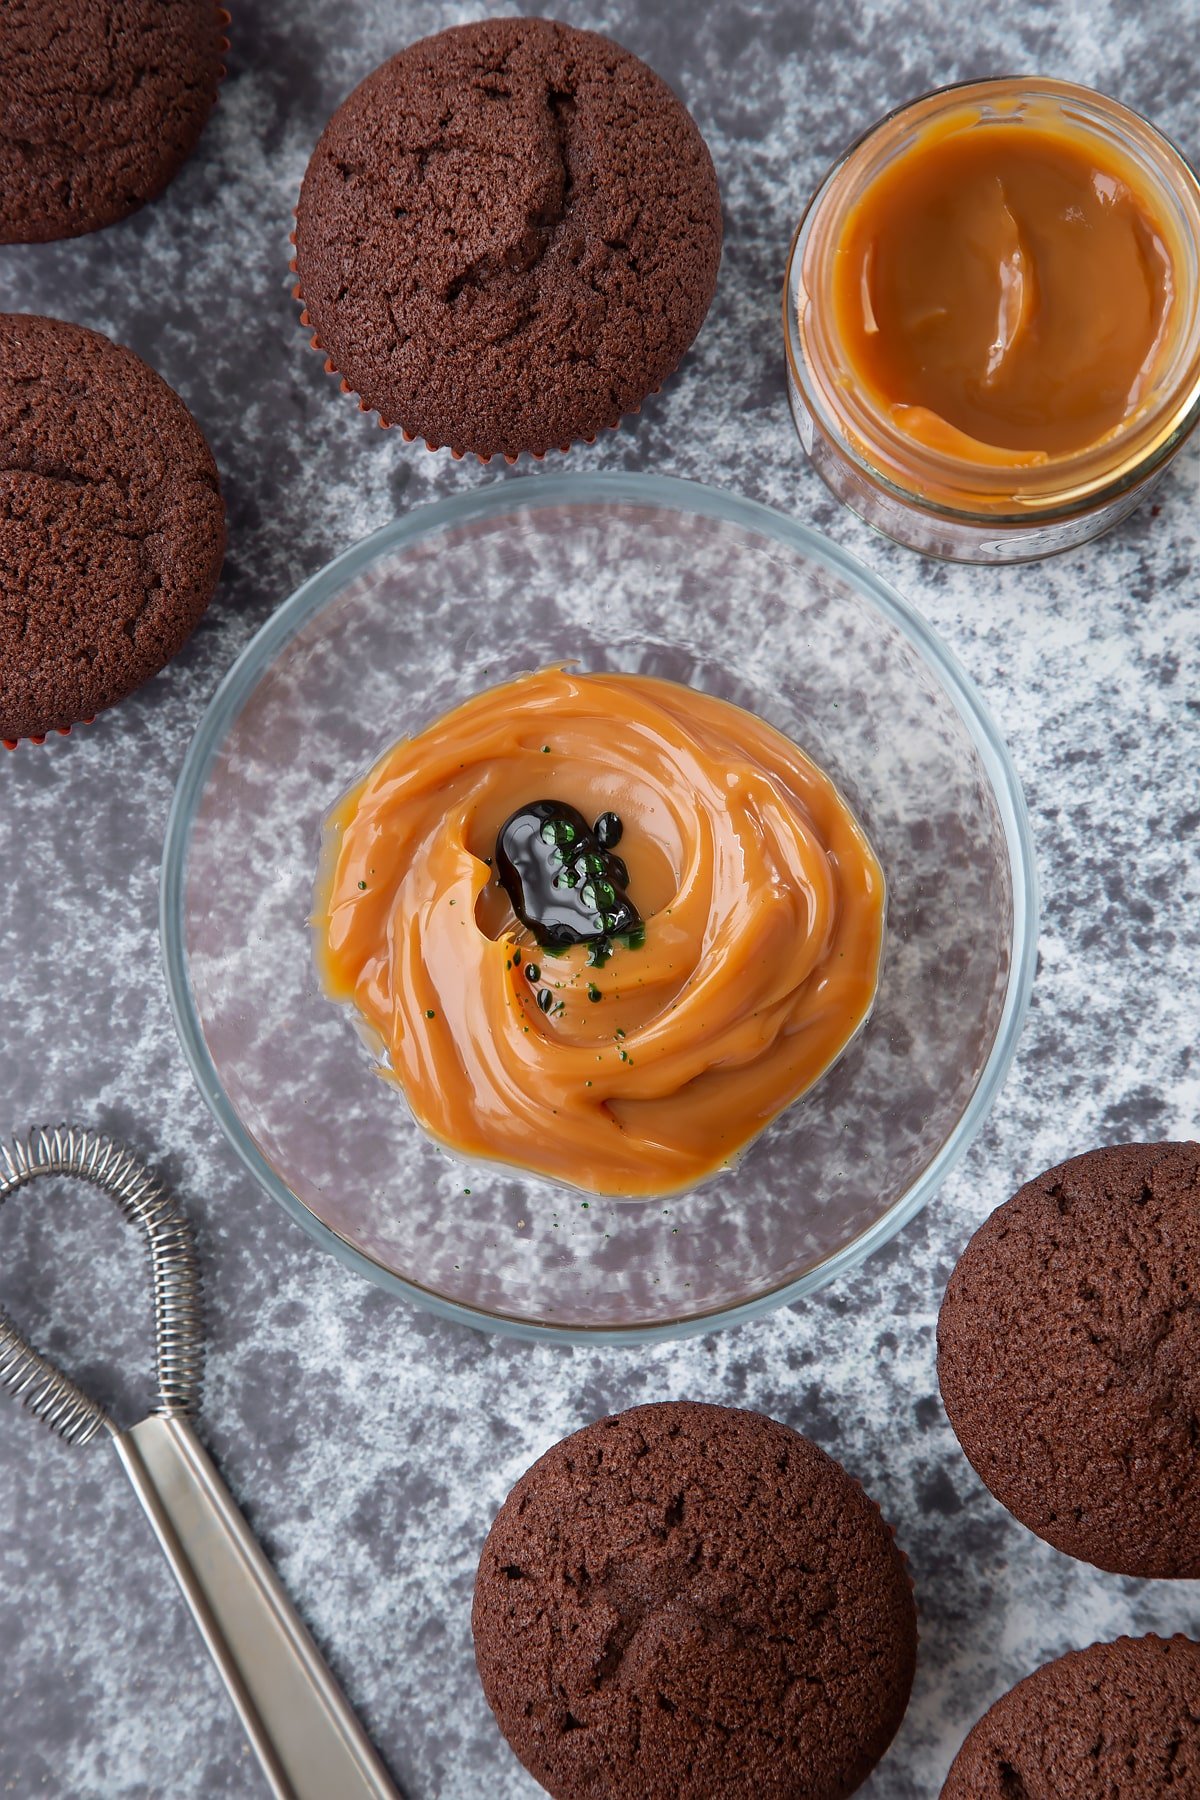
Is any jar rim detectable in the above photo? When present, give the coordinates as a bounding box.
[784,75,1200,525]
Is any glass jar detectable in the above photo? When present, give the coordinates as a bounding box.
[784,78,1200,563]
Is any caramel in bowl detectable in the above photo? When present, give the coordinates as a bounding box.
[313,668,885,1198]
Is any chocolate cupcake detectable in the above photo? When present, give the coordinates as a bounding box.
[938,1141,1200,1577]
[0,314,225,745]
[473,1401,916,1800]
[293,17,722,461]
[941,1635,1200,1798]
[0,1,228,243]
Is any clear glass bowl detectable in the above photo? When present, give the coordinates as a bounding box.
[161,474,1037,1342]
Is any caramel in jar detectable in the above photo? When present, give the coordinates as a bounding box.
[313,670,885,1198]
[834,120,1176,466]
[788,80,1200,558]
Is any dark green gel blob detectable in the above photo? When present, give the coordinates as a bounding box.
[496,801,641,950]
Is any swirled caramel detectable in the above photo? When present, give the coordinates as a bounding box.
[313,669,884,1198]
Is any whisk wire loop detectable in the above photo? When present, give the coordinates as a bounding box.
[0,1126,204,1447]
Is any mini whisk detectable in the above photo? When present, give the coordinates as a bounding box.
[0,1126,399,1800]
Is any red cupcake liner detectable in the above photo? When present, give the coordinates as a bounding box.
[288,221,667,465]
[214,8,231,96]
[3,719,94,752]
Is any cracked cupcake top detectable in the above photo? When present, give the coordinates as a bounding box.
[0,313,225,743]
[0,0,225,243]
[941,1635,1200,1798]
[472,1401,917,1800]
[294,17,722,459]
[938,1140,1200,1577]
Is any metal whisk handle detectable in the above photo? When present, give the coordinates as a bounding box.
[0,1127,399,1800]
[115,1413,398,1800]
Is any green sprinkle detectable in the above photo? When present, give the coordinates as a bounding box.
[580,1201,590,1209]
[526,963,541,982]
[513,947,522,967]
[541,744,551,753]
[463,1188,471,1196]
[426,1009,436,1019]
[615,1027,626,1039]
[357,880,367,890]
[587,983,602,1003]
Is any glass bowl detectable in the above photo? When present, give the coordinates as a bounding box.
[161,474,1037,1342]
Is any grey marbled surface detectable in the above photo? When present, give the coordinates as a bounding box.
[2,1,1199,1795]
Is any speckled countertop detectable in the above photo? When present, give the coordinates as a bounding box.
[2,3,1198,1796]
